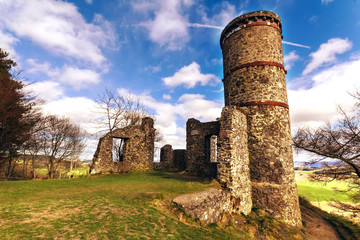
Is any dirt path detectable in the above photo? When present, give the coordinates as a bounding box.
[301,203,342,240]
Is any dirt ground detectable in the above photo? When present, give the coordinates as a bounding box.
[301,203,342,240]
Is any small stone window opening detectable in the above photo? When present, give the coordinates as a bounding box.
[112,137,128,162]
[153,147,161,162]
[205,135,218,163]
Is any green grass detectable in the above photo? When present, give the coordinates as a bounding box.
[0,171,249,239]
[296,179,352,203]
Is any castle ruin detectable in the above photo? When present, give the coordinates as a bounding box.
[89,117,155,174]
[91,10,301,227]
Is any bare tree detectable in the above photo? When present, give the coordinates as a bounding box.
[38,115,85,179]
[94,88,163,161]
[94,88,149,133]
[293,91,360,215]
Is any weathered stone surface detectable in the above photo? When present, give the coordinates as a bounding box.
[186,118,219,177]
[173,188,232,225]
[220,10,302,227]
[173,149,186,171]
[217,106,252,215]
[89,117,155,174]
[160,144,174,169]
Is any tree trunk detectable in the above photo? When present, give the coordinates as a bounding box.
[6,156,12,177]
[31,156,36,179]
[49,158,55,179]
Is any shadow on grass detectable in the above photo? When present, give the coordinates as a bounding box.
[147,170,214,183]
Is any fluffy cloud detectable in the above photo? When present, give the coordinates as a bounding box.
[26,59,101,91]
[133,1,238,48]
[162,62,220,88]
[26,81,64,100]
[133,0,192,50]
[162,94,172,100]
[26,58,59,77]
[302,38,352,75]
[289,56,360,129]
[0,30,19,58]
[177,94,222,121]
[284,51,300,70]
[42,97,98,128]
[200,2,237,27]
[0,0,116,67]
[58,67,101,90]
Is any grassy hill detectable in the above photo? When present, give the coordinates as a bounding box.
[0,171,359,239]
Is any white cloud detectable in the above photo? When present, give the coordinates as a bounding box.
[58,67,101,90]
[0,0,116,67]
[177,94,222,121]
[321,0,334,5]
[284,51,300,70]
[163,94,172,100]
[26,59,101,90]
[289,56,360,129]
[42,97,98,127]
[26,58,59,77]
[85,0,92,4]
[200,2,236,27]
[302,38,352,75]
[26,81,64,100]
[134,0,192,50]
[0,30,19,58]
[162,62,220,88]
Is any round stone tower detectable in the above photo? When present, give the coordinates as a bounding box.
[220,10,302,227]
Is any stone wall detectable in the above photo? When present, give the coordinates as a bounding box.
[155,146,187,172]
[186,118,219,177]
[160,144,174,169]
[89,117,155,174]
[217,106,252,215]
[173,188,232,225]
[173,150,186,171]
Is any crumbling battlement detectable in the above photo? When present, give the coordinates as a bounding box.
[89,117,155,174]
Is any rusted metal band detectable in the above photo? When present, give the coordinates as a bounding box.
[225,61,286,77]
[242,21,282,33]
[237,101,289,109]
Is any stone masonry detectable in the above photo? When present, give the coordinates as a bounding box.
[176,10,301,228]
[160,144,174,169]
[89,117,155,174]
[173,149,186,171]
[186,118,219,177]
[217,106,252,215]
[220,10,302,227]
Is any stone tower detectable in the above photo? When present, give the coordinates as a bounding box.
[220,10,302,227]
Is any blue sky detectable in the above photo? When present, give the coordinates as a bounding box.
[1,0,360,159]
